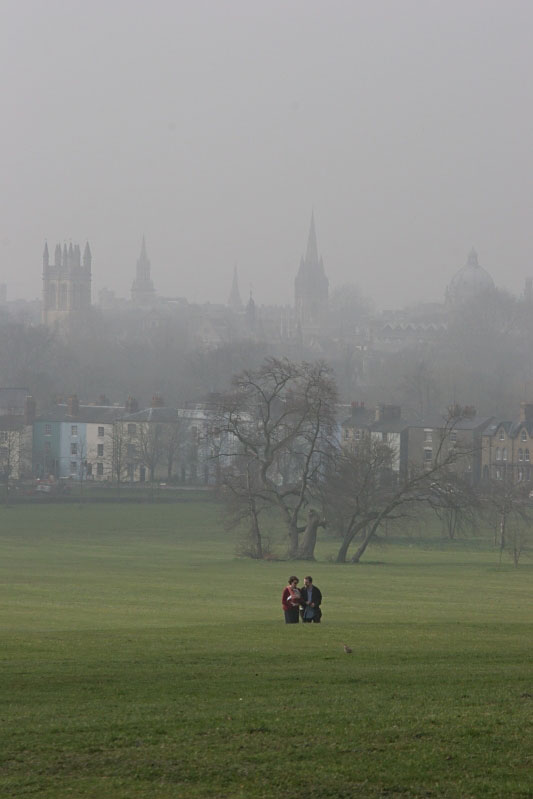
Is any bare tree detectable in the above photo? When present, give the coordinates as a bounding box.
[481,470,533,567]
[0,428,21,503]
[427,472,480,540]
[220,451,269,559]
[108,423,129,495]
[162,419,183,481]
[213,357,337,559]
[138,422,165,484]
[325,408,477,563]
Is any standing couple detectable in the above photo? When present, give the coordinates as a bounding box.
[282,575,322,623]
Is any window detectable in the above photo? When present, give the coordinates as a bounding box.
[450,431,457,443]
[97,462,104,476]
[495,467,501,480]
[0,431,7,443]
[128,423,136,435]
[97,444,104,457]
[503,447,507,461]
[499,429,505,441]
[521,430,528,442]
[526,449,530,462]
[44,441,51,453]
[70,443,78,455]
[519,449,523,461]
[424,448,432,463]
[71,425,78,435]
[44,424,51,435]
[354,430,361,441]
[424,429,432,443]
[496,447,501,461]
[70,461,77,473]
[98,426,105,437]
[127,444,137,457]
[518,468,524,482]
[86,463,92,476]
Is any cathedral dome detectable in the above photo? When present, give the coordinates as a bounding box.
[446,249,495,304]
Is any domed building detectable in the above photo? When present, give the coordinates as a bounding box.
[446,248,495,305]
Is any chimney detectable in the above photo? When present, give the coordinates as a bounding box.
[351,401,365,418]
[24,395,36,425]
[151,394,164,408]
[375,404,401,422]
[67,394,79,418]
[520,402,533,423]
[125,396,139,414]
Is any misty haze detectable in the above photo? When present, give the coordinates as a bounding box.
[0,3,531,798]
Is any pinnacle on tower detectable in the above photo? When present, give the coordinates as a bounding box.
[54,244,62,267]
[228,266,243,311]
[304,210,319,269]
[43,242,49,268]
[83,242,92,269]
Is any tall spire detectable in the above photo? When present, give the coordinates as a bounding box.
[43,242,49,269]
[83,242,92,270]
[228,265,243,311]
[304,210,319,268]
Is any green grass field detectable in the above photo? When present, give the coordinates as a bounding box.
[0,503,531,798]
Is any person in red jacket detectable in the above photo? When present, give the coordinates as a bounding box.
[281,576,301,623]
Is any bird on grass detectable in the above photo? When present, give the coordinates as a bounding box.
[343,644,352,654]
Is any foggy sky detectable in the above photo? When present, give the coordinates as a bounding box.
[2,0,533,310]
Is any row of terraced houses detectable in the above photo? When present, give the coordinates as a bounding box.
[2,387,533,486]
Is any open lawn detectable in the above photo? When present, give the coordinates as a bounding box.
[0,503,531,798]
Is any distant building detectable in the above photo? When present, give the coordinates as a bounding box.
[446,248,495,305]
[294,212,329,338]
[227,266,243,312]
[0,389,34,481]
[42,241,92,326]
[481,402,533,483]
[33,395,125,480]
[131,236,156,307]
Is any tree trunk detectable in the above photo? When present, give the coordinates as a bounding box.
[351,521,381,563]
[288,521,300,559]
[250,511,263,560]
[298,509,322,560]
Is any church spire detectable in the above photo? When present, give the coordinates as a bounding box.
[304,210,319,269]
[228,265,243,311]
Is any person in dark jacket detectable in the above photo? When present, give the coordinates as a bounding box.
[299,575,322,623]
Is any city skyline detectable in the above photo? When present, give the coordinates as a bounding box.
[2,1,533,308]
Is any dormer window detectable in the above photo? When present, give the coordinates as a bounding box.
[499,429,505,441]
[521,430,527,442]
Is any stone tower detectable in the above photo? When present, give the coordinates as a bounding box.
[131,236,156,306]
[294,212,329,335]
[42,240,92,326]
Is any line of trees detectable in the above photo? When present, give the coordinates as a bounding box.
[211,357,532,565]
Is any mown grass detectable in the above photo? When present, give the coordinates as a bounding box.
[0,503,531,798]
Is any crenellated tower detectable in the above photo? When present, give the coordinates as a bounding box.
[294,212,329,336]
[42,240,92,326]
